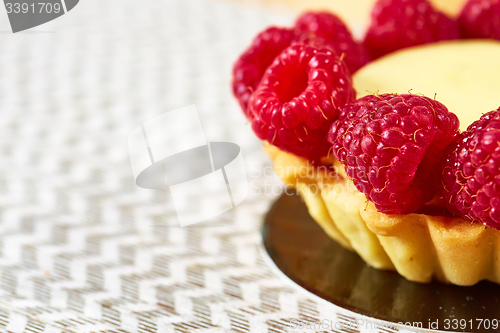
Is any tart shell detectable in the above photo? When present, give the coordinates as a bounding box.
[265,143,500,285]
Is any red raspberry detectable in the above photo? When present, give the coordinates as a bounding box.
[364,0,460,59]
[294,11,369,73]
[249,43,356,161]
[232,27,294,118]
[328,94,460,214]
[459,0,500,39]
[441,108,500,228]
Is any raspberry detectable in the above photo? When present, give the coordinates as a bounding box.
[328,94,460,214]
[294,11,369,73]
[232,27,294,118]
[364,0,460,59]
[249,43,356,161]
[459,0,500,39]
[441,108,500,228]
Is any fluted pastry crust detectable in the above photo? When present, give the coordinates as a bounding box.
[265,143,500,285]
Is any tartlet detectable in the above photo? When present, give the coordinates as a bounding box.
[265,40,500,285]
[232,0,500,284]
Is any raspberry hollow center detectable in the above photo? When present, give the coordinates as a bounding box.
[274,63,308,103]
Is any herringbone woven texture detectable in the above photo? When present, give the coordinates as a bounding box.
[0,0,421,332]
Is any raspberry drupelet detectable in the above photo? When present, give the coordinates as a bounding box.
[442,108,500,228]
[248,43,356,161]
[328,94,460,214]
